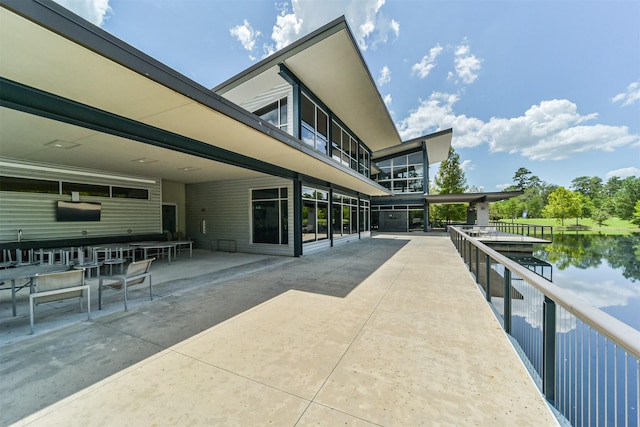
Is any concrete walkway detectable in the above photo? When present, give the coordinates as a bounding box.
[2,234,558,426]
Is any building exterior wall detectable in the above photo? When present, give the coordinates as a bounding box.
[0,158,162,243]
[185,176,294,256]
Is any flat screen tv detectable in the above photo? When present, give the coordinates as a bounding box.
[56,201,101,222]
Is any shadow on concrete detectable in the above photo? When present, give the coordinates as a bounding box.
[0,236,409,425]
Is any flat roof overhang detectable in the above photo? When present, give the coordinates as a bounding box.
[424,191,524,204]
[0,1,390,196]
[372,129,453,164]
[213,17,401,153]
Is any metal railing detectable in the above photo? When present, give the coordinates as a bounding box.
[449,226,640,427]
[489,221,554,241]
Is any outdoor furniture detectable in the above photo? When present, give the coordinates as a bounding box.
[172,240,193,258]
[29,269,90,334]
[73,247,102,278]
[98,258,154,311]
[0,264,70,316]
[130,242,175,264]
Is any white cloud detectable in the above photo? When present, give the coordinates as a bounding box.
[383,93,392,105]
[267,0,398,55]
[606,167,640,179]
[411,44,443,79]
[230,20,261,52]
[460,159,474,172]
[447,40,482,85]
[611,81,640,107]
[397,94,640,161]
[378,66,391,86]
[52,0,111,26]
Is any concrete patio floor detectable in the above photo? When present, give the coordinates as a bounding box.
[1,234,558,426]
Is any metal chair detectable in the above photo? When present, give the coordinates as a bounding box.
[29,269,90,334]
[98,258,154,311]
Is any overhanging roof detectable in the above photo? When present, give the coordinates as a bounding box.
[0,1,391,196]
[213,16,401,152]
[372,129,453,164]
[424,191,524,204]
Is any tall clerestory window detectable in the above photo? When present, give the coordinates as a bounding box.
[254,98,288,133]
[301,93,329,154]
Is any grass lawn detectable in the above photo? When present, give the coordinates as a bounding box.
[497,217,639,235]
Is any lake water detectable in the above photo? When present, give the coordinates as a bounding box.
[532,233,640,331]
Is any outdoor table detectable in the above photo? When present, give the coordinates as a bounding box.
[130,242,175,264]
[0,264,69,316]
[172,240,193,258]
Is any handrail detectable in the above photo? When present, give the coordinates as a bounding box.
[450,226,640,359]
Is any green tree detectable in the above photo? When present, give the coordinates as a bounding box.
[610,176,640,220]
[542,187,581,226]
[571,176,603,200]
[433,147,467,222]
[510,167,542,191]
[633,200,640,227]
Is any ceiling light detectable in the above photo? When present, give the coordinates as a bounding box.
[132,158,158,164]
[45,140,79,149]
[179,167,200,172]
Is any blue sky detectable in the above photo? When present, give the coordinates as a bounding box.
[55,0,639,191]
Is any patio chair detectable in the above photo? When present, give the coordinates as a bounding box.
[98,258,154,311]
[29,269,90,334]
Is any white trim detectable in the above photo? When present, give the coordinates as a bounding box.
[0,161,157,184]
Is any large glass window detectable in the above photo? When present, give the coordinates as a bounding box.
[254,97,288,133]
[330,120,370,178]
[358,145,370,177]
[359,199,370,232]
[332,193,358,237]
[372,151,424,194]
[302,186,329,243]
[252,188,288,245]
[301,94,328,154]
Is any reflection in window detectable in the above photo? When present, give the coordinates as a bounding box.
[252,188,288,245]
[302,186,329,243]
[254,97,288,133]
[359,199,370,232]
[332,193,358,236]
[372,151,424,194]
[301,94,328,154]
[0,176,59,194]
[62,182,110,197]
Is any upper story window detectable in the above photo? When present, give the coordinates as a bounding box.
[331,120,371,178]
[254,97,288,133]
[373,151,424,194]
[301,93,328,154]
[331,120,357,169]
[358,144,370,178]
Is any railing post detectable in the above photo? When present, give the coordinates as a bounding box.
[504,268,512,334]
[475,246,479,283]
[485,254,491,302]
[543,296,556,404]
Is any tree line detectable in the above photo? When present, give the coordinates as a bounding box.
[430,148,640,227]
[493,167,640,227]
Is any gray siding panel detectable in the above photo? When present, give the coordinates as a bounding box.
[186,176,294,256]
[0,159,161,242]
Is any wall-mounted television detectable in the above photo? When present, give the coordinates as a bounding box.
[56,201,101,222]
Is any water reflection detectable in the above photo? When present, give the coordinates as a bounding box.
[534,233,640,330]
